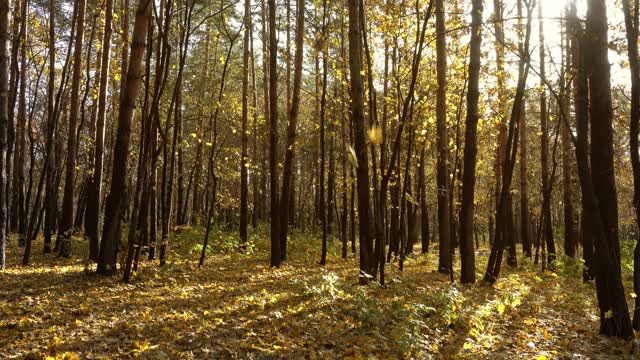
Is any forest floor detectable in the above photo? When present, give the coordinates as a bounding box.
[1,226,638,359]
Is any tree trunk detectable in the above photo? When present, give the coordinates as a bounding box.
[58,0,87,258]
[435,0,450,274]
[86,0,114,261]
[538,0,556,268]
[622,0,640,330]
[97,0,151,275]
[268,0,280,267]
[348,0,373,283]
[43,0,56,254]
[586,0,633,339]
[0,0,9,270]
[459,0,483,283]
[279,0,305,261]
[518,0,531,258]
[239,0,251,250]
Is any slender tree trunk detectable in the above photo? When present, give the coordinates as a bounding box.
[239,0,251,250]
[13,0,27,247]
[86,0,114,261]
[349,0,373,283]
[539,0,556,268]
[562,16,575,259]
[622,0,640,330]
[58,0,87,258]
[485,0,533,283]
[268,0,280,266]
[435,0,450,274]
[419,148,429,253]
[0,0,9,270]
[43,0,55,254]
[319,0,328,265]
[459,0,483,283]
[279,0,305,261]
[518,0,531,258]
[97,0,151,274]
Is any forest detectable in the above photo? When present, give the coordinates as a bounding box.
[2,0,640,358]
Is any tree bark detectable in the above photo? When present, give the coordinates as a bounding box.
[97,0,151,275]
[348,0,373,283]
[622,0,640,330]
[58,0,87,258]
[586,0,633,339]
[435,0,450,274]
[268,0,280,267]
[279,0,305,261]
[85,0,114,261]
[0,0,9,270]
[459,0,483,283]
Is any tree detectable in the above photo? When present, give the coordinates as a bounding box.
[97,0,152,274]
[584,0,633,339]
[239,0,251,250]
[268,0,280,267]
[11,0,27,247]
[458,0,483,283]
[279,0,305,261]
[485,0,533,282]
[58,0,87,258]
[622,0,640,330]
[518,0,531,259]
[538,0,556,267]
[85,0,114,261]
[0,0,9,271]
[348,0,373,283]
[435,0,450,275]
[318,0,328,266]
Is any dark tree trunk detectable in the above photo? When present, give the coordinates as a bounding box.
[538,1,556,268]
[0,0,8,270]
[622,0,640,330]
[419,148,429,253]
[239,0,251,250]
[518,0,531,258]
[97,0,151,275]
[58,0,87,258]
[279,0,305,261]
[459,0,483,283]
[435,0,450,274]
[268,0,280,267]
[86,0,114,261]
[585,0,633,339]
[348,0,374,283]
[43,0,56,255]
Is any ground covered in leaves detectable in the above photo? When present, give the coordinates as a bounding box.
[1,226,638,359]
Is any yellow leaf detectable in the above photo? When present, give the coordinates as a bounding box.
[497,303,505,315]
[463,342,473,350]
[368,126,383,145]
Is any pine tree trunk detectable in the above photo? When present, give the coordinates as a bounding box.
[435,0,450,274]
[97,0,151,275]
[58,0,87,258]
[86,0,114,261]
[0,0,9,270]
[459,0,483,283]
[586,0,633,339]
